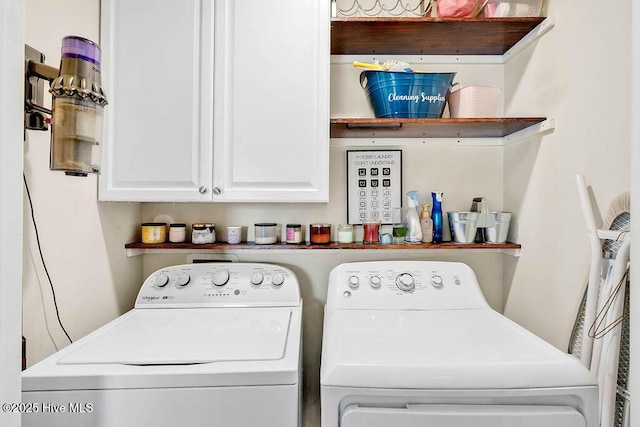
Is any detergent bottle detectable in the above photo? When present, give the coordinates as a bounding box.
[431,191,444,243]
[420,204,433,243]
[405,191,422,243]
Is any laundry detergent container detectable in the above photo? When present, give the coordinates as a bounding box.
[360,71,455,118]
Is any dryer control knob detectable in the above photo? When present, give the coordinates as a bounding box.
[369,275,381,288]
[431,275,443,288]
[154,273,169,287]
[348,275,360,289]
[176,273,191,287]
[272,272,285,287]
[250,272,264,286]
[396,273,415,292]
[212,269,230,287]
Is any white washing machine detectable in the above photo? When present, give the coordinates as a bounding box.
[320,261,598,427]
[22,262,302,427]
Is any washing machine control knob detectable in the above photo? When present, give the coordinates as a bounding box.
[348,275,360,289]
[154,273,169,287]
[396,273,415,292]
[272,272,285,287]
[212,269,230,287]
[369,275,381,288]
[250,272,264,285]
[431,275,443,288]
[176,273,191,287]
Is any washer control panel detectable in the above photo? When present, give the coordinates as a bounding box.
[135,263,300,308]
[328,261,488,310]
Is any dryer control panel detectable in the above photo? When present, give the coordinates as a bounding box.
[326,261,488,310]
[135,263,300,308]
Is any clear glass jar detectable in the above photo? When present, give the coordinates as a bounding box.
[337,224,354,243]
[286,224,303,244]
[310,224,331,244]
[363,221,381,244]
[168,223,186,243]
[254,223,277,244]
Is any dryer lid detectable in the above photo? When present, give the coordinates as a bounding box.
[321,308,596,389]
[58,308,292,365]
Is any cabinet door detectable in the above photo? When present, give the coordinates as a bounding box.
[99,0,214,202]
[213,0,330,202]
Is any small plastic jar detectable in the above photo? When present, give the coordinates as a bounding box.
[337,224,354,243]
[310,224,331,244]
[192,223,215,244]
[286,224,303,244]
[255,223,277,244]
[380,233,393,244]
[168,223,186,243]
[141,223,167,244]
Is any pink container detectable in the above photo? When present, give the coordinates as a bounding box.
[363,221,381,244]
[448,84,501,118]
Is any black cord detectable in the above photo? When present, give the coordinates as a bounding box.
[23,174,73,344]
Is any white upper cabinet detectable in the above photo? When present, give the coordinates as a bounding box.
[99,0,329,202]
[212,0,329,202]
[99,0,214,202]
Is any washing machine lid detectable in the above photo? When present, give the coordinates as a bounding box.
[321,308,596,389]
[23,306,301,391]
[58,308,291,366]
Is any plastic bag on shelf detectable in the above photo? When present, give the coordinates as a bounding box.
[435,0,485,17]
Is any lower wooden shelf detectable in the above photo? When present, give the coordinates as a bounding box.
[125,241,521,256]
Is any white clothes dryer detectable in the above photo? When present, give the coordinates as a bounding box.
[320,261,598,427]
[23,262,302,427]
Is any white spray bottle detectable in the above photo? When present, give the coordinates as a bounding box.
[405,191,422,243]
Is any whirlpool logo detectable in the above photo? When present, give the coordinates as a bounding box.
[388,92,445,104]
[142,296,160,301]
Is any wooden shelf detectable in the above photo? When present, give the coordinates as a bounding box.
[125,241,521,251]
[331,117,546,138]
[331,17,546,55]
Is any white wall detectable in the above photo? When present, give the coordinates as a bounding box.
[0,1,24,426]
[503,0,631,349]
[22,0,141,365]
[629,0,639,417]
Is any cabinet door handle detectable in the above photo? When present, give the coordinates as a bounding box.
[212,187,222,195]
[198,186,208,194]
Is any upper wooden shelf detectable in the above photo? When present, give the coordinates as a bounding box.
[331,117,546,138]
[331,17,546,55]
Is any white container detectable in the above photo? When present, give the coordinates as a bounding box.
[448,84,502,118]
[227,226,242,244]
[484,0,542,17]
[254,223,278,244]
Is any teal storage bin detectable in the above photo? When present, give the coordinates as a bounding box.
[360,71,455,118]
